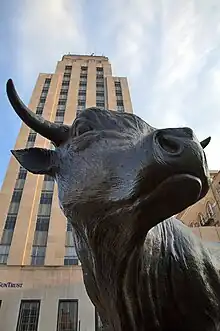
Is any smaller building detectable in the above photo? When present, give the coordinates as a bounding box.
[178,170,220,243]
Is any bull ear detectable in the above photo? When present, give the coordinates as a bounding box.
[200,137,211,149]
[11,148,58,176]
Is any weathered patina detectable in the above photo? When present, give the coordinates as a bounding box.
[6,79,220,331]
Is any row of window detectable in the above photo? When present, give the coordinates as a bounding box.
[7,299,103,331]
[36,77,51,115]
[96,67,105,110]
[114,81,125,113]
[76,66,88,117]
[30,174,55,265]
[14,299,79,331]
[0,164,28,263]
[189,201,217,227]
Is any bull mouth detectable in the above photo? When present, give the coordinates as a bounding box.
[137,173,203,224]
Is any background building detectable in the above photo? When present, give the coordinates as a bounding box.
[0,54,132,331]
[178,170,220,243]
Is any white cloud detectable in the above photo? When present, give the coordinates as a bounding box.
[14,0,87,99]
[104,0,156,79]
[102,0,220,169]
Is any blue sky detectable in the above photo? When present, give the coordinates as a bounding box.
[1,0,220,187]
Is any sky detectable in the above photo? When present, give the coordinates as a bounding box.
[0,0,220,187]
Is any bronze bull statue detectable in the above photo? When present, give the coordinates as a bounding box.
[6,79,220,330]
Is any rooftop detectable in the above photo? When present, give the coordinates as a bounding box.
[62,53,109,61]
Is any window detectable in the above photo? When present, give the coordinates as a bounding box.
[67,222,72,231]
[58,100,66,106]
[55,116,64,124]
[11,189,22,203]
[207,201,214,218]
[18,168,27,180]
[36,106,44,114]
[95,309,103,331]
[96,82,104,88]
[78,100,86,106]
[114,81,121,87]
[78,90,86,96]
[26,141,35,148]
[42,87,49,93]
[45,78,51,84]
[65,232,74,246]
[198,213,205,225]
[96,78,104,84]
[0,244,10,264]
[79,81,87,87]
[57,300,78,331]
[33,231,48,246]
[96,87,104,92]
[63,77,70,82]
[44,174,54,182]
[36,216,50,231]
[96,96,105,102]
[64,246,78,265]
[117,106,125,113]
[41,92,48,98]
[78,95,86,101]
[62,81,70,86]
[15,178,26,190]
[39,97,46,103]
[80,74,87,79]
[4,214,17,230]
[56,109,65,117]
[81,66,88,71]
[38,201,52,217]
[1,229,13,245]
[96,102,105,108]
[57,104,66,111]
[31,246,46,265]
[96,91,104,97]
[59,94,67,100]
[117,100,124,106]
[16,300,40,331]
[61,84,69,91]
[96,67,103,72]
[65,65,72,71]
[27,132,37,142]
[60,89,68,95]
[116,90,122,96]
[40,192,53,204]
[8,201,20,214]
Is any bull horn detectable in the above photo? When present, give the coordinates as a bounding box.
[200,137,211,149]
[6,79,70,147]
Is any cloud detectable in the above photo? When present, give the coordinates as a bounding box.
[101,0,220,168]
[14,0,87,99]
[103,0,157,80]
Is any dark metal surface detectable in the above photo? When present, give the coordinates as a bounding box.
[6,79,220,331]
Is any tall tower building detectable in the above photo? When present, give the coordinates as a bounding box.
[0,55,133,331]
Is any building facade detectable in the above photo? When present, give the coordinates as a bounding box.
[0,55,133,331]
[178,170,220,243]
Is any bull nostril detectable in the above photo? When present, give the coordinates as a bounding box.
[157,135,181,154]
